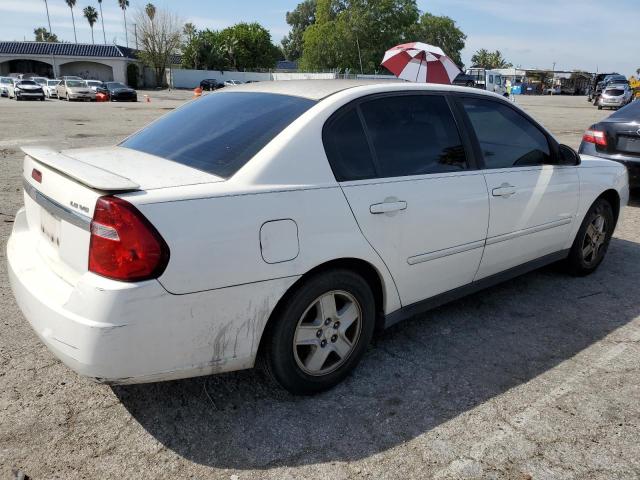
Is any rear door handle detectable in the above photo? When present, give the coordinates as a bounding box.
[370,200,407,214]
[491,183,516,198]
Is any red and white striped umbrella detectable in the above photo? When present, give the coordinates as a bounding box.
[381,42,461,84]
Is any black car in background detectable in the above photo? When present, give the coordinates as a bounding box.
[579,100,640,188]
[98,82,137,102]
[199,78,224,91]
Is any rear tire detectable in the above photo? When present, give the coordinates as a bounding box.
[262,269,376,395]
[566,198,615,276]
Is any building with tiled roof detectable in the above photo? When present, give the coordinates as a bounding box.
[0,41,141,84]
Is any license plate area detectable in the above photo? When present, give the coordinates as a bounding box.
[617,136,640,155]
[40,208,61,250]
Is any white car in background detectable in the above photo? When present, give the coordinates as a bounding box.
[224,79,243,86]
[43,79,61,98]
[85,80,104,92]
[7,81,629,394]
[0,76,15,97]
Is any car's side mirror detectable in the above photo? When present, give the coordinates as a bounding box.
[558,144,581,166]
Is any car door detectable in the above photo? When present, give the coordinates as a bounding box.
[323,93,490,307]
[456,95,579,280]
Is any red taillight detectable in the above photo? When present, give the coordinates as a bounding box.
[89,196,169,282]
[582,128,607,147]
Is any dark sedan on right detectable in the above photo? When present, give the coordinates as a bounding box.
[580,100,640,188]
[99,82,137,102]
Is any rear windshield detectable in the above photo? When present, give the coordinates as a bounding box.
[66,80,85,87]
[120,92,316,178]
[19,80,37,85]
[605,89,624,96]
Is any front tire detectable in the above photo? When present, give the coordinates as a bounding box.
[566,198,615,276]
[263,269,376,395]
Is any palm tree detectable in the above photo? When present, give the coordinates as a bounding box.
[66,0,78,43]
[83,6,99,44]
[145,3,156,21]
[97,0,107,44]
[43,0,54,39]
[118,0,130,47]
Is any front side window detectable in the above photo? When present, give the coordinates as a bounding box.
[360,95,467,178]
[461,97,551,168]
[121,92,316,178]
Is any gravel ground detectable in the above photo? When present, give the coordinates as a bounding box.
[1,92,639,480]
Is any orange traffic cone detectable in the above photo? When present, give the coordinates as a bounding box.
[194,86,203,97]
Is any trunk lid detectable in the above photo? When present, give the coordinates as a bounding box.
[20,145,223,285]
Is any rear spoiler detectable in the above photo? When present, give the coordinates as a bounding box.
[21,146,140,191]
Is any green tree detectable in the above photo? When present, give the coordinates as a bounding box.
[65,0,78,43]
[83,6,99,44]
[34,27,59,42]
[300,0,420,73]
[411,13,465,67]
[470,49,512,69]
[281,0,316,61]
[219,23,280,70]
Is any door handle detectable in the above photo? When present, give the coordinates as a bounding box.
[370,200,407,214]
[491,183,516,198]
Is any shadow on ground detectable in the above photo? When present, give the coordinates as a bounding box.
[114,234,640,470]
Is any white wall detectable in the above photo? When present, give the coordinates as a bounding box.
[271,72,337,81]
[172,69,272,88]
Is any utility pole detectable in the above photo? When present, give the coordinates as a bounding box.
[133,23,138,50]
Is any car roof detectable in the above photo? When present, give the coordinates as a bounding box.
[226,79,493,101]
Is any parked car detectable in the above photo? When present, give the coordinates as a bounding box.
[85,80,104,92]
[7,81,629,395]
[224,79,243,86]
[592,74,629,105]
[597,84,633,110]
[0,76,15,97]
[579,99,640,188]
[587,72,617,102]
[12,80,45,101]
[98,82,137,102]
[56,79,95,101]
[30,77,49,87]
[199,78,223,91]
[43,79,60,99]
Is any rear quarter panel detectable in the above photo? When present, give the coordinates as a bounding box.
[135,186,402,314]
[566,156,629,248]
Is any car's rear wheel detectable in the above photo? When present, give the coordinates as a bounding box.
[262,269,375,395]
[566,198,615,276]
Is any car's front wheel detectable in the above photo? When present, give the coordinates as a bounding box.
[566,197,615,276]
[263,269,376,395]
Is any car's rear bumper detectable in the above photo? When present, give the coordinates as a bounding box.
[8,207,297,384]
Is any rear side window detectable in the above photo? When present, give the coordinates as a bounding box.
[121,92,316,178]
[360,95,467,178]
[323,108,376,181]
[461,97,551,168]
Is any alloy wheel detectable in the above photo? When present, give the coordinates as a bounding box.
[581,213,607,266]
[293,290,362,376]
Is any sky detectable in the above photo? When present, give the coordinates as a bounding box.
[1,0,638,76]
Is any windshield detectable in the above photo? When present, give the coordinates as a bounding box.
[120,92,316,178]
[18,80,37,86]
[87,81,102,86]
[66,80,85,87]
[107,82,127,89]
[47,80,59,86]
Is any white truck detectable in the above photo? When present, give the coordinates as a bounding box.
[453,68,508,96]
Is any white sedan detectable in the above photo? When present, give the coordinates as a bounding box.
[7,81,629,394]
